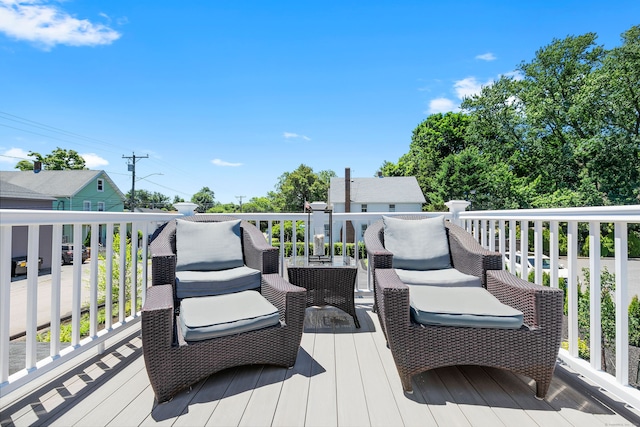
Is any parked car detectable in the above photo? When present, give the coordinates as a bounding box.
[61,244,89,265]
[10,256,43,277]
[504,251,569,283]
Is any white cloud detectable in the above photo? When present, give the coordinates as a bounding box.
[0,0,121,50]
[212,158,242,167]
[476,52,496,61]
[283,132,311,141]
[501,70,524,81]
[80,152,108,169]
[454,77,494,99]
[0,147,32,164]
[427,98,457,114]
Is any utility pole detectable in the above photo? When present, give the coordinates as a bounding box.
[122,152,149,211]
[236,195,246,212]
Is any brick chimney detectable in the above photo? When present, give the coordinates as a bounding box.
[344,167,354,243]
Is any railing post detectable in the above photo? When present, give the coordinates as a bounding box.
[445,200,470,227]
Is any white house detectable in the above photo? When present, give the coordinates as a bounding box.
[327,172,426,242]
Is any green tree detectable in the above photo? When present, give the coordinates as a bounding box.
[274,164,336,212]
[15,147,87,170]
[381,112,469,209]
[191,187,216,213]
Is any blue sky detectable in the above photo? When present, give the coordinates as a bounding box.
[1,1,638,205]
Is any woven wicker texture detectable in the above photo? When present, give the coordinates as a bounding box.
[288,266,360,328]
[143,216,306,403]
[363,217,563,398]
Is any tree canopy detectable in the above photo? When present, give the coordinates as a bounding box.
[382,25,640,210]
[15,147,87,171]
[271,164,336,212]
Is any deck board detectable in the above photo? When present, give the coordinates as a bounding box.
[3,298,640,427]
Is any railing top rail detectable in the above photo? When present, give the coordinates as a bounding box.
[460,205,640,222]
[207,211,452,220]
[0,209,180,226]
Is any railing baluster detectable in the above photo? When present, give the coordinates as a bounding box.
[615,221,629,385]
[72,223,83,347]
[567,220,579,358]
[50,225,62,356]
[141,222,149,310]
[509,220,516,273]
[549,221,559,288]
[534,221,543,285]
[589,220,602,371]
[520,220,529,280]
[26,225,40,369]
[131,222,139,318]
[1,225,12,383]
[489,220,496,252]
[498,220,505,265]
[105,223,114,330]
[119,223,126,323]
[90,224,99,339]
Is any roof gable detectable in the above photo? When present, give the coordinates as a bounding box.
[0,170,125,200]
[329,177,426,204]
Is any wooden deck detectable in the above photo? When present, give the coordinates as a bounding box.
[2,298,640,427]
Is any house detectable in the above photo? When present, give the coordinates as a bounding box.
[328,170,426,241]
[0,170,125,213]
[0,170,126,269]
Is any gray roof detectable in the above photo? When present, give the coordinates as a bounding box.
[329,176,426,204]
[0,170,125,200]
[0,180,56,201]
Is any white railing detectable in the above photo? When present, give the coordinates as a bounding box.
[0,209,179,395]
[459,205,640,408]
[5,204,639,409]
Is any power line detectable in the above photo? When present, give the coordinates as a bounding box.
[0,111,128,152]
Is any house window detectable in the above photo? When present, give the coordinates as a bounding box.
[97,179,104,192]
[361,204,367,212]
[84,201,91,211]
[97,202,105,212]
[389,204,396,212]
[361,224,368,238]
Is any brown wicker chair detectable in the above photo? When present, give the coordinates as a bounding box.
[364,216,563,398]
[142,215,306,403]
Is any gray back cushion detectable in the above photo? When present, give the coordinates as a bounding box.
[383,215,451,271]
[175,219,244,271]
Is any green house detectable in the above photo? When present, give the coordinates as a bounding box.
[0,170,126,245]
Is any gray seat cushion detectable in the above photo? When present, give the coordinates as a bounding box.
[395,268,481,287]
[176,266,261,299]
[179,290,280,341]
[383,215,451,271]
[408,285,524,329]
[175,219,244,271]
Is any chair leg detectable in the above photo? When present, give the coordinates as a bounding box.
[535,376,552,400]
[400,373,413,394]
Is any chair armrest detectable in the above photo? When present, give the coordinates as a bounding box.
[242,221,279,274]
[447,223,502,286]
[151,254,176,286]
[364,224,393,270]
[487,270,564,330]
[261,273,306,326]
[374,269,412,332]
[141,284,175,350]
